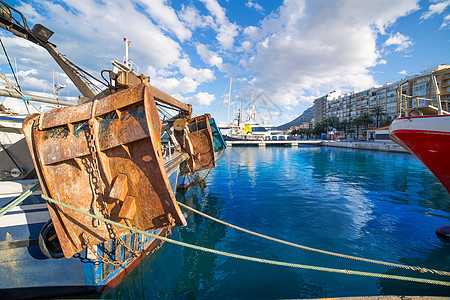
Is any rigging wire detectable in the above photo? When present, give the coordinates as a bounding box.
[156,101,183,115]
[0,37,30,114]
[0,37,21,91]
[0,141,23,174]
[0,73,41,114]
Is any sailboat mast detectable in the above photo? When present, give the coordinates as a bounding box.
[251,90,255,121]
[240,97,243,125]
[227,78,232,125]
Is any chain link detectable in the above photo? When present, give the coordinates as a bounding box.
[83,233,136,267]
[82,108,140,265]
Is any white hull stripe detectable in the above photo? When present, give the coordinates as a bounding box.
[7,203,48,212]
[390,117,450,134]
[0,211,50,228]
[0,192,42,199]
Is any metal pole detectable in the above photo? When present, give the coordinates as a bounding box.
[431,74,442,115]
[0,89,76,106]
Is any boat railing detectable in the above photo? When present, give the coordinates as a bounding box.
[396,74,449,117]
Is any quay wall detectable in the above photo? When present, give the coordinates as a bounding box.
[322,140,409,153]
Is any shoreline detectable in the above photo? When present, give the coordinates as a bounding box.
[322,140,409,153]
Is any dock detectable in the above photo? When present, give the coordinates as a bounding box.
[322,140,409,153]
[225,139,410,153]
[225,140,322,147]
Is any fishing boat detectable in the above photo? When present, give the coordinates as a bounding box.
[0,2,225,298]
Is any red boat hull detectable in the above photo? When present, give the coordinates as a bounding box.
[390,115,450,193]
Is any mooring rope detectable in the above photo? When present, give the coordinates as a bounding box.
[2,184,450,286]
[0,182,40,217]
[177,201,450,277]
[38,194,450,287]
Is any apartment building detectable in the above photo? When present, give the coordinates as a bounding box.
[313,64,450,127]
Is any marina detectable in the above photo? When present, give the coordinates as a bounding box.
[225,139,321,147]
[226,139,410,153]
[0,1,449,299]
[103,146,450,299]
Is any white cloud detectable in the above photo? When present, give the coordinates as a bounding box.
[241,41,252,51]
[246,1,264,12]
[196,44,223,68]
[217,22,239,50]
[176,58,215,83]
[4,0,217,102]
[199,0,240,49]
[238,0,419,106]
[421,0,450,20]
[190,92,216,106]
[399,70,408,75]
[383,32,413,52]
[151,76,199,95]
[139,0,192,42]
[200,0,227,25]
[179,5,213,30]
[442,13,450,28]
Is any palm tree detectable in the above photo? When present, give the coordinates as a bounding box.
[326,116,339,131]
[339,119,350,138]
[313,120,327,136]
[352,117,363,139]
[380,116,393,127]
[370,105,387,128]
[360,112,373,130]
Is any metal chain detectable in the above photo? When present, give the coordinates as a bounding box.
[144,228,171,256]
[86,118,109,230]
[143,214,176,256]
[82,233,136,267]
[83,107,140,265]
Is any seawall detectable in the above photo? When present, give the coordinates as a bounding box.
[322,140,409,153]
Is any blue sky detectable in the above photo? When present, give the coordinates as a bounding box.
[0,0,449,125]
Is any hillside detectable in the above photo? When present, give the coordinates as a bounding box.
[277,106,314,130]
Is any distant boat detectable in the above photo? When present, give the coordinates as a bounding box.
[219,80,287,141]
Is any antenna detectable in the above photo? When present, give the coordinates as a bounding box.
[124,38,131,68]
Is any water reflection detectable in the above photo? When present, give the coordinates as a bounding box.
[172,189,227,299]
[103,146,450,298]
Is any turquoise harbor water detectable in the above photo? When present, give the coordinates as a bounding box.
[104,146,450,299]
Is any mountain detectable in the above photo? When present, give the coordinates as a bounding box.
[277,106,314,130]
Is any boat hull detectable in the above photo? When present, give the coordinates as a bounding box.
[0,155,186,299]
[389,115,450,193]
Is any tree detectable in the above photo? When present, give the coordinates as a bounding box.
[352,117,363,139]
[370,105,387,128]
[327,116,340,130]
[339,119,350,137]
[360,112,373,130]
[380,116,393,127]
[313,120,327,136]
